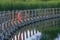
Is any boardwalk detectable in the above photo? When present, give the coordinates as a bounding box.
[0,8,60,40]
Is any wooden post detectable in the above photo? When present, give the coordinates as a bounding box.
[5,21,8,29]
[27,10,30,21]
[24,10,27,21]
[8,20,10,27]
[2,23,4,31]
[49,8,51,16]
[35,9,36,17]
[43,9,45,17]
[12,10,14,26]
[32,10,33,19]
[52,8,54,15]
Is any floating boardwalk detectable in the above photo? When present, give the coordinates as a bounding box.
[0,8,60,40]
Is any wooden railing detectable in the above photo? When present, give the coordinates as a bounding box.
[0,8,60,33]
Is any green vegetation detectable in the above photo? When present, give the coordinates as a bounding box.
[0,0,60,10]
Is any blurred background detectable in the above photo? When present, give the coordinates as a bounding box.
[0,0,60,10]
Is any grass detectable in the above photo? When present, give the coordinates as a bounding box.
[0,0,60,10]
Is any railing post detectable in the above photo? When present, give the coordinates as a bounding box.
[28,10,30,20]
[31,10,33,20]
[41,9,44,18]
[52,8,54,15]
[24,10,27,21]
[32,10,35,18]
[3,10,5,22]
[49,8,51,15]
[5,21,8,30]
[2,23,4,31]
[44,8,46,17]
[40,9,43,18]
[15,10,18,24]
[0,11,2,32]
[14,11,16,25]
[0,24,2,33]
[39,9,41,18]
[35,9,37,18]
[8,20,10,27]
[12,10,15,26]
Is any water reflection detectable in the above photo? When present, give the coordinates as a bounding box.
[11,30,60,40]
[11,29,60,40]
[54,34,60,40]
[40,31,60,40]
[26,30,41,40]
[11,18,60,40]
[11,29,41,40]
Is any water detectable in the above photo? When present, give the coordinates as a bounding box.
[11,18,60,40]
[54,34,60,40]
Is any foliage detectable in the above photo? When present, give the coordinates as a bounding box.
[0,0,60,10]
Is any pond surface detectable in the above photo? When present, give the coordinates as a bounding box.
[11,18,60,40]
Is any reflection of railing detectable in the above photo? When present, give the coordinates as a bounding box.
[0,8,60,40]
[8,18,60,40]
[1,18,60,40]
[10,29,41,40]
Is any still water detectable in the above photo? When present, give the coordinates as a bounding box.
[11,18,60,40]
